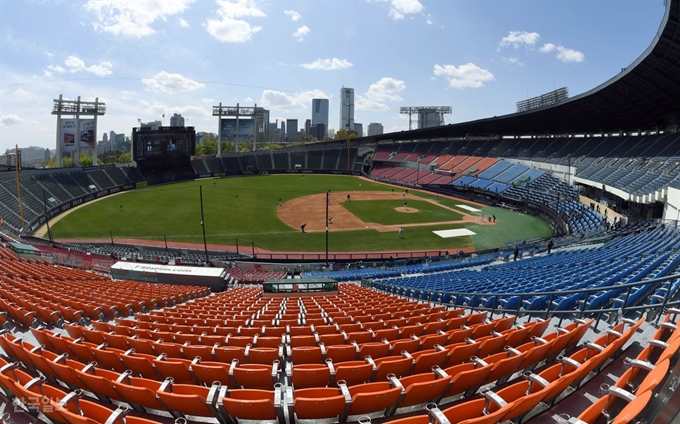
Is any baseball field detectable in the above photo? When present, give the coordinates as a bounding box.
[46,174,552,253]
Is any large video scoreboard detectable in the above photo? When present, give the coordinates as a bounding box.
[132,127,196,161]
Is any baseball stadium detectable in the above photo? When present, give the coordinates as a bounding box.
[0,1,680,424]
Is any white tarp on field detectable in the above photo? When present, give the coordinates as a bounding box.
[433,228,477,238]
[456,205,481,213]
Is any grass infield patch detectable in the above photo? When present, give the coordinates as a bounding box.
[342,199,464,225]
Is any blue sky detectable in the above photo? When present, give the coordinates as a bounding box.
[0,0,666,150]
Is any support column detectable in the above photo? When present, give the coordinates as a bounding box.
[253,103,258,152]
[75,96,81,166]
[217,102,222,155]
[56,94,62,168]
[235,103,240,153]
[92,97,99,166]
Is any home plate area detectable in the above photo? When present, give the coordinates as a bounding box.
[433,228,477,238]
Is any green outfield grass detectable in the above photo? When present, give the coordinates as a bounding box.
[49,174,551,252]
[343,199,463,225]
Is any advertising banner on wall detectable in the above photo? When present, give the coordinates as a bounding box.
[220,119,254,142]
[61,119,95,152]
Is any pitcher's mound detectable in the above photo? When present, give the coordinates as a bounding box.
[395,207,419,214]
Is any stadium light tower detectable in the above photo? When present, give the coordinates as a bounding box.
[213,103,269,154]
[399,106,452,130]
[52,95,106,167]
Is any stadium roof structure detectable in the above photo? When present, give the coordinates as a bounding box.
[369,0,680,141]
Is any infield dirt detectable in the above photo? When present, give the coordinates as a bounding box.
[277,190,493,233]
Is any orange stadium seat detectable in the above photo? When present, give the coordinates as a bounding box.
[388,368,452,415]
[339,380,402,422]
[288,386,347,424]
[219,384,285,424]
[331,360,373,386]
[156,378,226,422]
[232,361,280,390]
[289,363,331,389]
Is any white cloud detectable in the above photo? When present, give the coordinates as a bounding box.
[178,17,190,28]
[47,65,66,73]
[499,31,584,64]
[284,10,301,21]
[85,62,114,76]
[0,114,26,127]
[499,31,540,49]
[539,43,555,53]
[365,77,406,102]
[44,51,54,57]
[388,0,424,20]
[46,56,113,76]
[201,98,216,103]
[260,89,329,111]
[503,57,524,66]
[178,105,211,118]
[292,25,310,42]
[204,0,266,43]
[433,63,495,89]
[119,90,137,100]
[64,56,87,72]
[137,101,209,118]
[356,77,406,111]
[355,96,391,112]
[540,43,585,63]
[85,0,196,38]
[13,88,35,101]
[142,71,205,93]
[301,58,353,71]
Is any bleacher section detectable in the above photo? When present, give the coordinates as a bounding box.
[0,167,145,233]
[369,134,680,199]
[0,248,676,423]
[190,158,209,174]
[369,227,680,314]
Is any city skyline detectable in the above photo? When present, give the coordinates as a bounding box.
[0,1,665,151]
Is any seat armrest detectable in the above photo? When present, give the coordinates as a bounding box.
[608,386,636,402]
[482,390,507,413]
[629,359,654,371]
[158,377,174,392]
[58,389,84,408]
[471,356,489,368]
[526,372,550,390]
[428,404,451,424]
[504,346,521,356]
[432,366,449,379]
[104,405,130,424]
[649,339,668,349]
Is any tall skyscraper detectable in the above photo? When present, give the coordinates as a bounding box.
[311,98,329,137]
[286,119,298,142]
[354,123,363,137]
[368,123,384,136]
[170,113,185,127]
[340,87,354,132]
